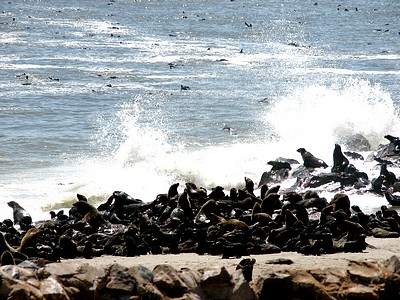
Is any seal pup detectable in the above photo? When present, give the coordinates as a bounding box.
[7,201,32,229]
[297,148,328,168]
[332,144,349,172]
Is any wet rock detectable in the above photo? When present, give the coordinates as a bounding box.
[339,133,371,151]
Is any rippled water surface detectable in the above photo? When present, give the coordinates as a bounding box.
[1,0,400,219]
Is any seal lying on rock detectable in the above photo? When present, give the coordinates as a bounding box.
[297,148,328,169]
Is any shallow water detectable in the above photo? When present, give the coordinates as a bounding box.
[1,0,400,220]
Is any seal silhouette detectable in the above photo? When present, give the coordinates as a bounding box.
[332,144,349,172]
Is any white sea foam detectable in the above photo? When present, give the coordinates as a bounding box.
[264,79,400,160]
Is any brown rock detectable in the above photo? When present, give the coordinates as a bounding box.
[129,265,163,299]
[385,256,400,274]
[178,268,201,291]
[341,284,379,300]
[291,270,335,300]
[254,272,293,300]
[153,264,188,298]
[7,283,43,300]
[230,270,256,300]
[382,274,400,300]
[348,261,383,285]
[40,276,69,300]
[95,264,137,299]
[200,266,233,300]
[52,263,101,299]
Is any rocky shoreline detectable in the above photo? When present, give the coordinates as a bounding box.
[3,243,400,299]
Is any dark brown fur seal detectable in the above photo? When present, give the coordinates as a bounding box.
[17,227,40,253]
[1,251,15,266]
[7,201,32,229]
[332,144,349,172]
[297,148,328,168]
[0,232,28,262]
[72,201,105,228]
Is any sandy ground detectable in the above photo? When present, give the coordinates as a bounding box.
[46,237,400,277]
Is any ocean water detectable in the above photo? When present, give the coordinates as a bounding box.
[1,0,400,221]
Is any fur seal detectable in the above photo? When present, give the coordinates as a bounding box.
[245,177,255,195]
[266,185,280,196]
[7,201,32,229]
[72,201,105,228]
[297,148,328,168]
[344,151,364,160]
[236,258,256,282]
[267,160,291,171]
[229,188,238,201]
[0,232,28,262]
[168,183,180,200]
[76,194,88,202]
[384,135,400,143]
[332,144,349,172]
[261,193,281,215]
[17,227,41,253]
[260,184,268,199]
[1,251,15,266]
[380,164,397,186]
[208,186,225,200]
[195,200,216,224]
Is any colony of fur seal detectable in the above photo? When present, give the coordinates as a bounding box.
[0,136,400,263]
[0,183,398,262]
